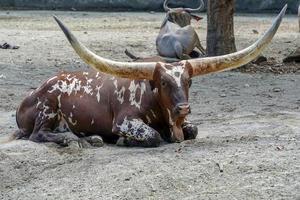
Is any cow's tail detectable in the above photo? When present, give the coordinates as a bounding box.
[0,130,23,144]
[125,49,140,61]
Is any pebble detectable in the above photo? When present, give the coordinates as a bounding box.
[272,87,282,92]
[0,74,6,79]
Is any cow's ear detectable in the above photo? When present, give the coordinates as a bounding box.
[190,14,203,21]
[185,61,194,77]
[150,63,163,91]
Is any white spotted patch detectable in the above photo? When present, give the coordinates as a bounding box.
[164,65,185,87]
[128,81,146,110]
[150,110,157,119]
[167,109,174,126]
[48,74,97,98]
[48,76,82,96]
[36,97,42,108]
[54,116,70,132]
[68,115,77,126]
[116,117,154,141]
[146,115,151,124]
[47,76,58,84]
[57,94,62,108]
[113,80,125,104]
[38,99,57,120]
[95,84,104,103]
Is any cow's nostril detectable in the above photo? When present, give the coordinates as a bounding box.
[175,104,191,115]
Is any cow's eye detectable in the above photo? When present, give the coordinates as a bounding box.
[161,80,167,87]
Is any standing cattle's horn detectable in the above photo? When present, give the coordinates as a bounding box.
[185,0,204,12]
[164,0,204,12]
[163,0,171,12]
[187,5,287,77]
[53,16,157,80]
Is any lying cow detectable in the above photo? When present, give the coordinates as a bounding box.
[12,6,286,148]
[156,0,206,59]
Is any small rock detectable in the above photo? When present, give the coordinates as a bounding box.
[252,29,259,34]
[124,177,131,181]
[219,93,227,98]
[0,42,19,49]
[216,162,224,173]
[0,74,6,79]
[175,147,182,153]
[272,87,282,93]
[275,145,284,151]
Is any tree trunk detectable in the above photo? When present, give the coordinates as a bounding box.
[298,4,300,32]
[206,0,237,56]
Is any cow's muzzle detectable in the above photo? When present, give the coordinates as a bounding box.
[174,103,191,116]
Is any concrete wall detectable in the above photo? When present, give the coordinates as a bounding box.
[0,0,299,13]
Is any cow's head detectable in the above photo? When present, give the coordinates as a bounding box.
[150,62,193,142]
[163,0,204,27]
[53,4,286,142]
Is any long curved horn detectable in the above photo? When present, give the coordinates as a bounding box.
[163,0,171,12]
[53,16,157,80]
[187,4,287,77]
[185,0,204,12]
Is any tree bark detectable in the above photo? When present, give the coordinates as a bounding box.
[206,0,237,56]
[298,4,300,33]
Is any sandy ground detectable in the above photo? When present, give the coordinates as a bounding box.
[0,11,299,200]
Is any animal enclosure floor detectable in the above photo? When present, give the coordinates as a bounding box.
[0,11,299,200]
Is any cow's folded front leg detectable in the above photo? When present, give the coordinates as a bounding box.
[182,121,198,140]
[113,117,162,148]
[29,130,82,147]
[83,135,104,147]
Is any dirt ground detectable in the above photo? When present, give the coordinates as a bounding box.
[0,10,299,200]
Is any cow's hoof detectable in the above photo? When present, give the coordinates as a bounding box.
[63,138,90,148]
[89,136,104,147]
[182,123,198,140]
